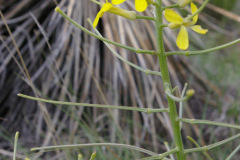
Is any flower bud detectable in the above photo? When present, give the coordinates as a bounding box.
[178,0,192,8]
[109,6,137,20]
[186,89,195,97]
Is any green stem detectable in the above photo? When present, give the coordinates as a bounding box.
[140,147,179,160]
[177,118,240,130]
[165,89,191,102]
[160,24,169,28]
[136,15,156,21]
[145,70,162,76]
[164,142,175,160]
[31,143,158,156]
[179,83,188,130]
[186,0,209,21]
[225,144,240,160]
[155,0,185,159]
[162,4,179,10]
[184,133,240,154]
[165,38,240,56]
[187,136,213,160]
[90,0,102,6]
[17,93,169,113]
[13,132,19,160]
[55,7,156,55]
[87,19,162,77]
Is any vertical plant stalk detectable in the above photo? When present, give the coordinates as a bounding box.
[13,131,19,160]
[154,0,185,159]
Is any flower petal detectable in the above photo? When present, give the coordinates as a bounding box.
[164,9,183,24]
[112,0,125,5]
[93,11,102,28]
[190,25,208,34]
[101,3,113,12]
[191,2,198,25]
[177,26,189,50]
[93,3,113,28]
[135,0,148,12]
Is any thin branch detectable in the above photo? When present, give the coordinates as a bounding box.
[177,118,240,130]
[13,132,19,160]
[31,143,158,156]
[225,144,240,160]
[184,133,240,154]
[136,15,156,21]
[165,89,194,102]
[145,70,162,77]
[165,83,194,102]
[187,136,213,160]
[139,147,178,160]
[87,19,162,77]
[179,83,188,130]
[55,7,156,54]
[186,0,209,21]
[90,0,102,6]
[165,91,189,102]
[165,38,240,56]
[162,4,179,10]
[164,142,175,160]
[17,94,169,113]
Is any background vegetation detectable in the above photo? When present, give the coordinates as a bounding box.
[0,0,239,159]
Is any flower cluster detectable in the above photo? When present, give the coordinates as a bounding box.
[93,1,137,28]
[93,0,208,50]
[165,2,208,50]
[93,0,149,28]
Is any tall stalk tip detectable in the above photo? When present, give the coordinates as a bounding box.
[15,131,19,138]
[55,6,60,12]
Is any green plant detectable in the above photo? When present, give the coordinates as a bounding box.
[17,0,240,159]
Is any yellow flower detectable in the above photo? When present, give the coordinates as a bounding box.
[112,0,125,5]
[164,3,208,50]
[93,2,113,28]
[93,1,136,28]
[112,0,148,12]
